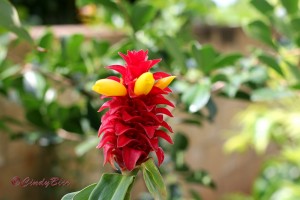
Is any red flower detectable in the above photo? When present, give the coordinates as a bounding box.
[92,50,175,171]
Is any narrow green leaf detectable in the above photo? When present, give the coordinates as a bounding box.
[258,54,284,76]
[250,0,274,15]
[286,61,300,82]
[74,183,97,200]
[141,159,167,200]
[280,0,299,15]
[88,173,135,200]
[0,0,33,44]
[212,53,242,70]
[192,43,217,74]
[61,183,96,200]
[131,4,156,31]
[206,97,217,121]
[61,192,78,200]
[247,20,276,49]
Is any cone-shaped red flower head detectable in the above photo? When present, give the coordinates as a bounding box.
[92,50,175,171]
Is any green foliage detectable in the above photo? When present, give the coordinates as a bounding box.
[280,0,299,15]
[62,183,96,200]
[225,0,300,199]
[0,0,33,44]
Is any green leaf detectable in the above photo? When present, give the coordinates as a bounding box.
[280,0,299,15]
[258,54,284,76]
[75,137,98,156]
[251,88,293,101]
[162,36,186,71]
[190,189,202,200]
[291,17,300,32]
[38,31,54,49]
[131,4,156,31]
[206,97,217,121]
[36,32,54,61]
[93,40,110,56]
[173,132,189,151]
[61,183,97,200]
[141,159,167,200]
[0,0,33,44]
[212,53,242,70]
[181,81,211,113]
[74,183,97,200]
[88,173,135,200]
[66,34,85,61]
[61,192,78,200]
[286,61,300,82]
[250,0,274,15]
[23,70,46,99]
[246,20,276,49]
[186,170,216,188]
[192,43,217,74]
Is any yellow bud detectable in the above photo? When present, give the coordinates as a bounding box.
[155,76,176,89]
[134,72,155,96]
[92,79,127,96]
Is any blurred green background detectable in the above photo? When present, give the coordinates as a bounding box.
[1,0,300,199]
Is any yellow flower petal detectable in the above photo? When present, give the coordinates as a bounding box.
[134,72,155,96]
[154,76,176,89]
[92,79,127,96]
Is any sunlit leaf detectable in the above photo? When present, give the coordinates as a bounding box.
[182,81,211,113]
[253,117,272,153]
[0,0,33,44]
[246,20,276,49]
[258,54,284,76]
[250,0,274,15]
[75,137,98,156]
